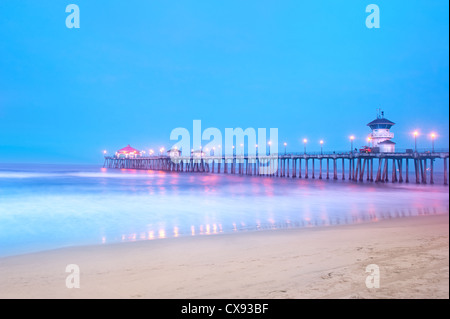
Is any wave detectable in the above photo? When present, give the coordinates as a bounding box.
[0,171,166,179]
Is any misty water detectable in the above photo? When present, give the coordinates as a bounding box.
[0,163,448,257]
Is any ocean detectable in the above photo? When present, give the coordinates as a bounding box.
[0,163,448,257]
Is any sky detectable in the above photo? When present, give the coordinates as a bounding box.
[0,0,448,164]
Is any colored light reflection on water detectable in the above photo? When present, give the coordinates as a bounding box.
[0,163,448,257]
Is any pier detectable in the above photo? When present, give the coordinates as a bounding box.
[103,150,449,185]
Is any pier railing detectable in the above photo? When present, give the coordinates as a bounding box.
[283,148,449,156]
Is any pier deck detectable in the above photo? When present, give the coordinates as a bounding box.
[104,150,449,185]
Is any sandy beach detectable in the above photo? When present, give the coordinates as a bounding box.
[0,213,448,299]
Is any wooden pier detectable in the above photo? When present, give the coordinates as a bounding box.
[103,151,449,185]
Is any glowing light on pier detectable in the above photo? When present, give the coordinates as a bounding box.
[430,132,437,152]
[413,131,419,152]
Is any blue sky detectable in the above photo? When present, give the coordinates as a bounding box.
[0,1,448,163]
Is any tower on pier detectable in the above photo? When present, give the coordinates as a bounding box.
[367,110,396,153]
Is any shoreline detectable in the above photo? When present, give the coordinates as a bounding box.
[0,213,448,299]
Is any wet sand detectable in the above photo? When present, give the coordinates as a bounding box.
[0,214,448,299]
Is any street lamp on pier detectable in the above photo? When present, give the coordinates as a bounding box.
[413,131,419,152]
[350,136,355,153]
[430,133,436,153]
